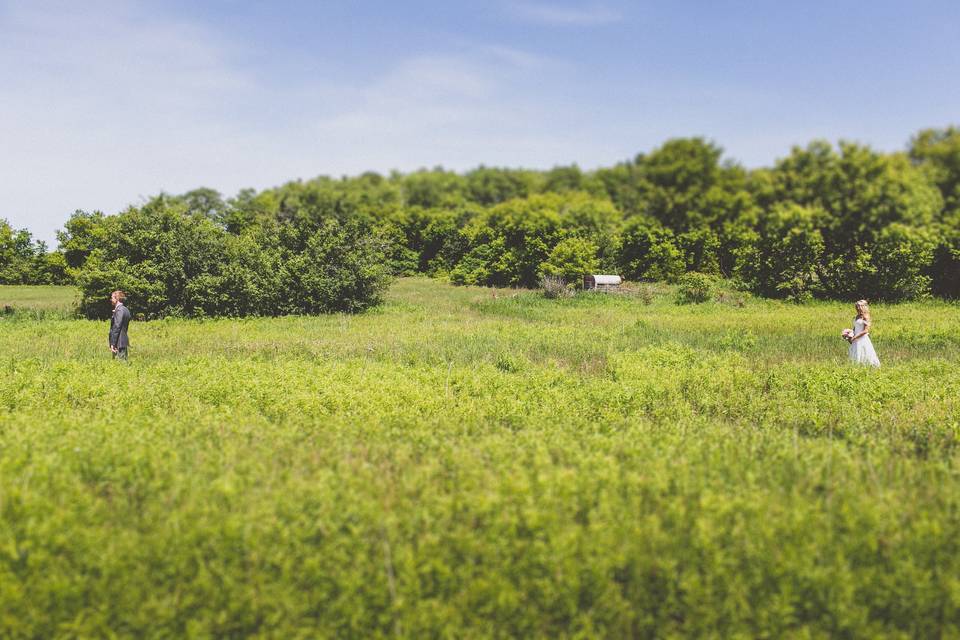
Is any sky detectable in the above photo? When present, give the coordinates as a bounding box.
[2,0,959,245]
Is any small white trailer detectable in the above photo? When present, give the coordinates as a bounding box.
[583,274,622,292]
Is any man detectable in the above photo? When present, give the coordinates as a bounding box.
[109,290,131,361]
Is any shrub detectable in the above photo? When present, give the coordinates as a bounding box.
[735,203,825,300]
[635,283,656,304]
[869,224,936,301]
[539,237,599,284]
[676,271,717,304]
[930,226,960,298]
[285,220,393,314]
[540,275,574,299]
[73,202,391,318]
[616,218,684,282]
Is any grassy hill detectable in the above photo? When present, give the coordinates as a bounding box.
[1,278,958,637]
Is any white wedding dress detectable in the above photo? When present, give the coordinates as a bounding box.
[849,318,880,367]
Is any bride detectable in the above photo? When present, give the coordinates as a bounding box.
[846,299,880,367]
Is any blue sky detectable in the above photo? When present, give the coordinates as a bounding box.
[2,0,959,245]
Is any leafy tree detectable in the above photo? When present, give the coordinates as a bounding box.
[178,187,228,223]
[616,217,684,282]
[57,210,109,269]
[910,126,960,216]
[930,222,960,298]
[465,167,538,205]
[869,224,936,301]
[539,237,599,284]
[284,219,393,314]
[400,169,467,208]
[639,138,729,230]
[594,161,650,216]
[0,219,56,284]
[73,201,391,318]
[542,164,606,195]
[736,203,826,300]
[677,228,720,275]
[760,141,942,250]
[454,195,564,287]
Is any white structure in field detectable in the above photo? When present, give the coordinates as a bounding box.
[583,274,622,292]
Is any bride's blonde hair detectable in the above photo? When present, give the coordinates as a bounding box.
[855,299,871,323]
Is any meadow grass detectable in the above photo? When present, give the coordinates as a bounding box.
[1,278,959,638]
[0,285,77,320]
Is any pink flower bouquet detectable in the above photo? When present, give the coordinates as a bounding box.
[841,328,854,342]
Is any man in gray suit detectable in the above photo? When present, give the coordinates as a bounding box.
[109,290,131,361]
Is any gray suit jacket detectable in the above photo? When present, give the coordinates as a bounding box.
[109,303,131,349]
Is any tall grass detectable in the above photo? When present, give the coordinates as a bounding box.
[1,278,959,637]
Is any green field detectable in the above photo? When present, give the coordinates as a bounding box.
[2,279,959,638]
[0,285,77,319]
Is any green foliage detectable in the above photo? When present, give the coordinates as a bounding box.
[910,126,960,216]
[930,224,960,299]
[617,217,683,282]
[400,169,467,208]
[465,166,538,205]
[284,220,393,314]
[869,224,937,301]
[736,203,826,301]
[539,237,599,283]
[759,141,942,250]
[3,278,960,637]
[71,200,391,319]
[676,227,721,274]
[57,210,109,269]
[0,219,64,284]
[13,128,960,301]
[675,271,718,303]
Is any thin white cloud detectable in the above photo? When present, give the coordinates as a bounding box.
[507,2,622,26]
[307,50,573,173]
[0,1,588,244]
[0,0,267,242]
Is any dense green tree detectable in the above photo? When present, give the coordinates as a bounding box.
[760,141,942,250]
[910,126,960,216]
[616,217,684,282]
[594,161,650,216]
[465,167,539,205]
[399,169,467,208]
[72,200,390,318]
[869,224,937,301]
[930,222,960,298]
[0,219,64,284]
[178,187,228,222]
[677,228,721,275]
[458,195,563,287]
[736,203,826,300]
[8,128,960,301]
[539,237,599,284]
[57,210,108,269]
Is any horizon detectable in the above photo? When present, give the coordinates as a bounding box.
[3,0,959,245]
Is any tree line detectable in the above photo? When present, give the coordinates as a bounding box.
[2,127,959,316]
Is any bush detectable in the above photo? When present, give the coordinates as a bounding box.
[676,272,717,304]
[73,202,391,318]
[616,218,684,282]
[539,237,599,284]
[634,283,656,304]
[869,224,936,301]
[540,275,574,299]
[930,227,960,298]
[285,220,393,314]
[735,204,825,300]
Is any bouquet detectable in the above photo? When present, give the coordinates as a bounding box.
[841,328,854,342]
